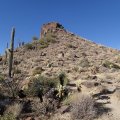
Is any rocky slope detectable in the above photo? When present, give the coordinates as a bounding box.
[0,22,120,120]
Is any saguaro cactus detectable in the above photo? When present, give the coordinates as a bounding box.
[8,27,15,78]
[5,43,8,62]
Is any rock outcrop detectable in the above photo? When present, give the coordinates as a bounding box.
[40,22,64,38]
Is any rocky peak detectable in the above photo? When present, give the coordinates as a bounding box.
[40,22,64,38]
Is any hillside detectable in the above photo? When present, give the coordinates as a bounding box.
[0,22,120,120]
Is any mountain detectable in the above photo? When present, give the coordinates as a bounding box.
[0,22,120,120]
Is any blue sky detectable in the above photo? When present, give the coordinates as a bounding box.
[0,0,120,54]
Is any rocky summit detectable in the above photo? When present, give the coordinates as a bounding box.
[0,22,120,120]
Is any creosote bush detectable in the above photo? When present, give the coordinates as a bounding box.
[71,94,96,120]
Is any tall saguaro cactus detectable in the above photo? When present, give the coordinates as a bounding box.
[5,43,8,62]
[8,27,15,78]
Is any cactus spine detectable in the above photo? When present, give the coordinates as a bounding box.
[8,27,15,78]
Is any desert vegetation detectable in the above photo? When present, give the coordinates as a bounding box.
[0,22,120,120]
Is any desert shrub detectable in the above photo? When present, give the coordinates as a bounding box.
[32,98,58,115]
[32,36,38,41]
[39,38,49,49]
[37,76,59,89]
[0,114,16,120]
[5,103,23,119]
[39,33,57,49]
[25,43,34,50]
[45,33,57,43]
[25,76,59,97]
[39,38,46,45]
[79,58,90,68]
[102,60,120,69]
[39,43,49,49]
[71,94,96,120]
[32,67,43,76]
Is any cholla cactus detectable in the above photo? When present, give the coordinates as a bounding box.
[57,73,66,99]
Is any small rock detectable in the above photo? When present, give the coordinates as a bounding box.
[41,52,46,56]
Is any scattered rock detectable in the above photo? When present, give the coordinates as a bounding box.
[41,52,46,56]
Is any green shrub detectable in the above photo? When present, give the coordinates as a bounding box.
[25,76,59,96]
[39,43,49,49]
[45,33,57,43]
[103,60,120,69]
[32,36,38,41]
[39,33,57,49]
[25,43,34,50]
[39,38,49,49]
